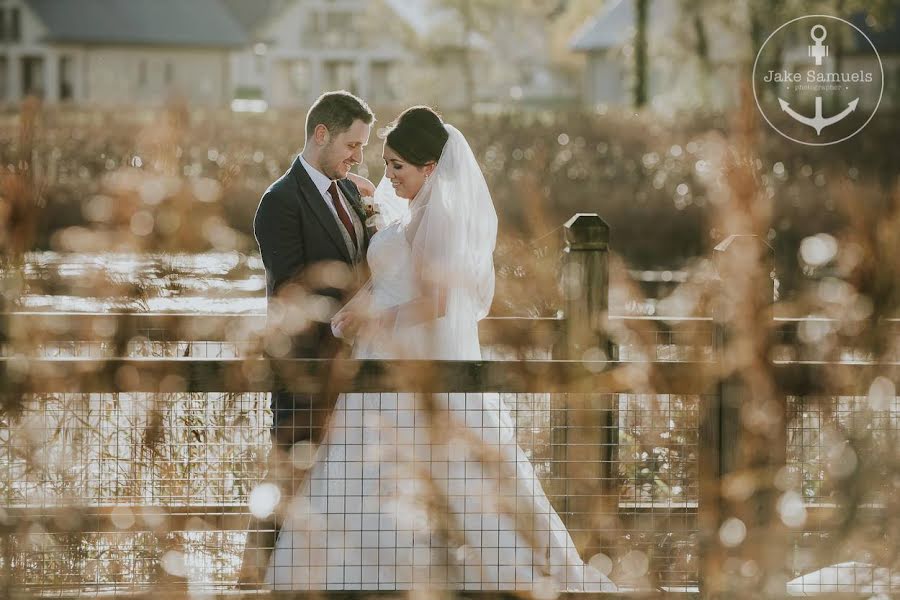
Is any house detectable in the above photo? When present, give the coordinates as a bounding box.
[780,10,900,111]
[569,0,747,112]
[224,0,411,109]
[384,0,576,110]
[850,10,900,109]
[0,0,582,111]
[570,0,898,113]
[0,0,246,106]
[0,0,410,109]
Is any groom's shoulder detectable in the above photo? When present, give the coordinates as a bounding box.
[260,165,298,202]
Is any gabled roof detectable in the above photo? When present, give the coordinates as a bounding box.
[219,0,290,35]
[572,2,900,55]
[570,0,675,52]
[24,0,247,47]
[384,0,432,37]
[383,0,489,49]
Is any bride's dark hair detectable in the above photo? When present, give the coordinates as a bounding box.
[384,106,449,166]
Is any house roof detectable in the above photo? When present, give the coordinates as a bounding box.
[569,0,678,52]
[383,0,433,37]
[219,0,289,35]
[571,2,900,55]
[383,0,489,50]
[24,0,248,47]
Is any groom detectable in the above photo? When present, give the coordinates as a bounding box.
[240,90,375,585]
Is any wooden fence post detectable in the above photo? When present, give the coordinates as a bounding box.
[700,234,783,598]
[558,213,610,361]
[552,213,616,557]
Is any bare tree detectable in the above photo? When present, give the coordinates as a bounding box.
[633,0,649,108]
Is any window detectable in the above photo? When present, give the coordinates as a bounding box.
[10,7,19,42]
[0,57,7,99]
[324,10,352,31]
[59,55,74,100]
[0,10,6,43]
[892,66,900,108]
[371,61,395,104]
[22,56,44,97]
[325,60,356,94]
[323,11,353,47]
[289,59,311,100]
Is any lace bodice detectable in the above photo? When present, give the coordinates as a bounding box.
[351,219,481,361]
[366,221,417,311]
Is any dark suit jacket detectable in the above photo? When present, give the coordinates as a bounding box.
[253,156,371,435]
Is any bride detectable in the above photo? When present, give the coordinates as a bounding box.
[265,106,616,592]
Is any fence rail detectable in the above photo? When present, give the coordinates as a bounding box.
[6,312,896,365]
[2,357,896,395]
[3,313,564,343]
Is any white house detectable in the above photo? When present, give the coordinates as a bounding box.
[570,0,899,113]
[384,0,576,110]
[225,0,571,112]
[225,0,410,109]
[569,0,748,112]
[0,0,246,106]
[779,11,900,111]
[0,0,411,109]
[0,0,588,111]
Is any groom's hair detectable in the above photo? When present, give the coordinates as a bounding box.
[305,91,375,139]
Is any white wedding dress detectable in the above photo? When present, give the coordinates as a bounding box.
[264,219,616,592]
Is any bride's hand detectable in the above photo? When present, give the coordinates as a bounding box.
[331,308,368,340]
[332,306,399,340]
[346,172,376,197]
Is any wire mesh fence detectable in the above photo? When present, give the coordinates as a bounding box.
[0,388,716,594]
[783,393,899,596]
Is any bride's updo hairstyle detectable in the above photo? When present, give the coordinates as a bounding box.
[384,106,449,166]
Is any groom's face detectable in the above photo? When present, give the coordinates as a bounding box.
[320,119,371,180]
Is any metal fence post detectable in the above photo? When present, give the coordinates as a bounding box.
[551,213,616,557]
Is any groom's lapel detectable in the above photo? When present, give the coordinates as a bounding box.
[290,157,352,263]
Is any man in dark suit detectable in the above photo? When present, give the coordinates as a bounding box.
[239,90,375,585]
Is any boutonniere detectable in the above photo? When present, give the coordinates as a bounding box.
[361,196,387,231]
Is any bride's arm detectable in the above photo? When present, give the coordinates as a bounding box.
[332,290,444,339]
[346,172,376,196]
[378,288,447,329]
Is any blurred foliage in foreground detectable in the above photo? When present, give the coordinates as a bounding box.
[0,94,897,596]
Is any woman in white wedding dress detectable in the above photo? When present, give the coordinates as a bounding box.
[265,107,616,592]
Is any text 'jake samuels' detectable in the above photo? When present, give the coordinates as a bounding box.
[763,69,875,83]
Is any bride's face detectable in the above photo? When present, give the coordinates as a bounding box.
[383,145,434,200]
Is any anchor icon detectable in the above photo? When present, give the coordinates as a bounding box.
[778,96,859,135]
